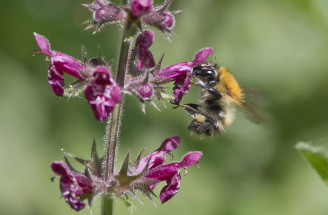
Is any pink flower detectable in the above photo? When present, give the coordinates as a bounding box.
[134,136,203,203]
[33,33,85,97]
[51,161,93,211]
[135,31,156,70]
[158,47,213,104]
[84,67,122,122]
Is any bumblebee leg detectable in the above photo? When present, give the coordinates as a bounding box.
[195,78,207,89]
[179,103,201,115]
[188,118,220,136]
[208,88,222,100]
[194,77,222,100]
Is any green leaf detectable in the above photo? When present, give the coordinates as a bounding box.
[296,142,328,184]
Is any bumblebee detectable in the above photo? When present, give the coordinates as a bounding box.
[181,63,264,136]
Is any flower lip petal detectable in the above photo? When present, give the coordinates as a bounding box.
[33,32,53,56]
[159,173,181,203]
[51,161,93,211]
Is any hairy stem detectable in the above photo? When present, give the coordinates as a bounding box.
[101,20,138,215]
[101,195,114,215]
[116,20,134,88]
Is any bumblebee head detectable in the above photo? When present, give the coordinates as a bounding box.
[192,63,219,85]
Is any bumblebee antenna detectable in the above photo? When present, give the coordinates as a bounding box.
[212,56,217,63]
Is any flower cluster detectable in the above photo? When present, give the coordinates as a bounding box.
[33,33,122,122]
[51,137,202,210]
[83,0,179,36]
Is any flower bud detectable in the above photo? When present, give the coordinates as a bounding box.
[131,0,153,18]
[138,83,153,99]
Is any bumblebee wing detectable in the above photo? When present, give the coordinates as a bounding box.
[240,87,270,124]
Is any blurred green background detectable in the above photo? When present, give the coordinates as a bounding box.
[1,0,328,214]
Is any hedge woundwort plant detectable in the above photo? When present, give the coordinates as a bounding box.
[33,0,216,214]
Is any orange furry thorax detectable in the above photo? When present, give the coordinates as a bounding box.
[216,67,244,105]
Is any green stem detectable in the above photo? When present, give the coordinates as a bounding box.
[101,20,138,215]
[101,195,114,215]
[116,20,134,88]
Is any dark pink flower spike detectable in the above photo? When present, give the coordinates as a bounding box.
[135,31,156,70]
[51,161,92,211]
[131,0,153,18]
[158,48,213,104]
[84,67,122,122]
[33,33,86,97]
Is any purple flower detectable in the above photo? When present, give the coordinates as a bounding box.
[158,47,213,104]
[130,0,153,18]
[85,67,122,122]
[134,136,202,203]
[51,161,93,211]
[135,31,156,70]
[34,33,86,97]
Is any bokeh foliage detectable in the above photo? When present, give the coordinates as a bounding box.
[1,0,328,214]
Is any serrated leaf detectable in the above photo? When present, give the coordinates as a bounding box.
[296,142,328,184]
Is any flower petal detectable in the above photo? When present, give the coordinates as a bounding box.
[136,31,154,49]
[48,66,65,96]
[84,67,121,122]
[157,136,180,153]
[180,151,203,168]
[51,161,70,176]
[191,47,213,66]
[131,0,153,17]
[51,161,92,211]
[33,32,53,56]
[147,164,180,181]
[60,176,86,211]
[52,55,85,80]
[159,173,181,203]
